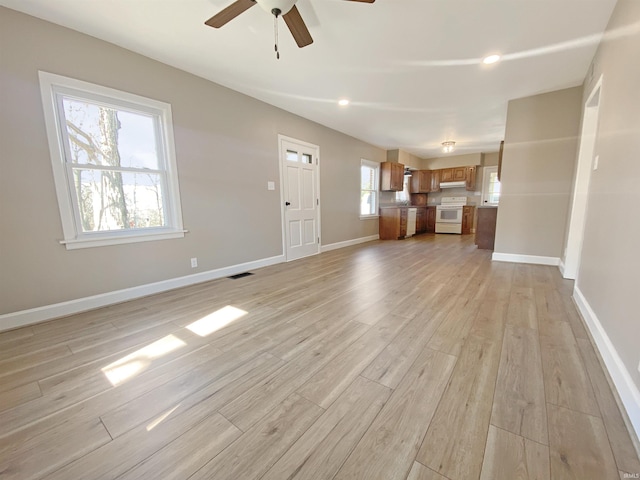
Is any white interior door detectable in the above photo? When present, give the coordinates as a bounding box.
[280,136,320,261]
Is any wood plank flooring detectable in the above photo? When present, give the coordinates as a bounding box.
[1,234,638,480]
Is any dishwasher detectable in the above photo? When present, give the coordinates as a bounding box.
[406,207,417,237]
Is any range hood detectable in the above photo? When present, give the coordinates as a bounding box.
[439,180,466,189]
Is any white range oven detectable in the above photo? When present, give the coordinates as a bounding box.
[435,196,468,234]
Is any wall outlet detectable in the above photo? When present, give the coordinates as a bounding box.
[190,257,198,268]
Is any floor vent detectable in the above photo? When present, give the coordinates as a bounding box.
[227,272,254,280]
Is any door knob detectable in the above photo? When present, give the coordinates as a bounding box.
[285,201,291,206]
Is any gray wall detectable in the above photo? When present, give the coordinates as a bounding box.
[494,87,582,258]
[0,7,384,315]
[574,0,640,396]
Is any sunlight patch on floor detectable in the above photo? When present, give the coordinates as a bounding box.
[186,305,248,337]
[146,403,182,431]
[101,334,187,386]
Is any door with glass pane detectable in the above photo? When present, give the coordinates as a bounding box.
[280,137,320,261]
[481,166,501,206]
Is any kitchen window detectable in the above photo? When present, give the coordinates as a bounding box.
[39,72,185,249]
[395,175,410,203]
[360,159,379,218]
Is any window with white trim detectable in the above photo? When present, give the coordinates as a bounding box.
[39,72,184,249]
[360,159,379,218]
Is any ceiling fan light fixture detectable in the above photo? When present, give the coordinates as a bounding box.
[482,54,501,65]
[256,0,297,15]
[442,141,456,153]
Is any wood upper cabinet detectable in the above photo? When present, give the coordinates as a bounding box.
[462,205,475,235]
[452,167,466,181]
[440,168,453,182]
[426,206,436,233]
[429,169,441,192]
[409,170,432,193]
[380,162,404,191]
[465,166,476,191]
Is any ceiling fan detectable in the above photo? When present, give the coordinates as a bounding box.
[205,0,375,55]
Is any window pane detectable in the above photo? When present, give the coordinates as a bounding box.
[302,153,313,164]
[73,169,165,232]
[361,166,375,190]
[361,191,376,215]
[62,98,160,169]
[488,172,501,204]
[395,175,410,203]
[286,150,298,162]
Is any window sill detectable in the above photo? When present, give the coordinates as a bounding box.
[359,215,379,220]
[60,229,187,250]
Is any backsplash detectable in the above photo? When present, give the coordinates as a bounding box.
[427,188,482,206]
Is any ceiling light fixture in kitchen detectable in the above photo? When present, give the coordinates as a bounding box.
[338,99,350,106]
[442,141,456,153]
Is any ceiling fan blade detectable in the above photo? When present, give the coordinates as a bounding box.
[283,5,314,48]
[344,0,375,3]
[205,0,256,28]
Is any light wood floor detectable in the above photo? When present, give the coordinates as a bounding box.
[1,234,638,480]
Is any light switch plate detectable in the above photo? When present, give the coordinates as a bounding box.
[593,155,599,170]
[267,181,275,190]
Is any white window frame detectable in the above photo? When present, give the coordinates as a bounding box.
[360,159,379,219]
[39,71,185,249]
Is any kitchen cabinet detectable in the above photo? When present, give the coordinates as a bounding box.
[379,207,407,239]
[409,170,431,193]
[440,167,466,182]
[380,162,404,191]
[416,207,427,233]
[426,206,436,233]
[462,205,475,235]
[453,167,467,181]
[475,207,498,249]
[440,168,453,182]
[379,206,423,239]
[465,166,476,191]
[429,170,441,192]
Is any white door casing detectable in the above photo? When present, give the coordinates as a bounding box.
[279,135,320,261]
[563,75,602,280]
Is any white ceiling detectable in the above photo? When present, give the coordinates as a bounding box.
[1,0,617,158]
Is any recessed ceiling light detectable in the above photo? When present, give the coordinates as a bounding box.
[338,99,350,106]
[482,54,501,65]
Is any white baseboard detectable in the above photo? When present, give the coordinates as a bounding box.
[573,286,640,440]
[0,254,285,332]
[558,259,566,276]
[492,252,560,266]
[321,234,379,253]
